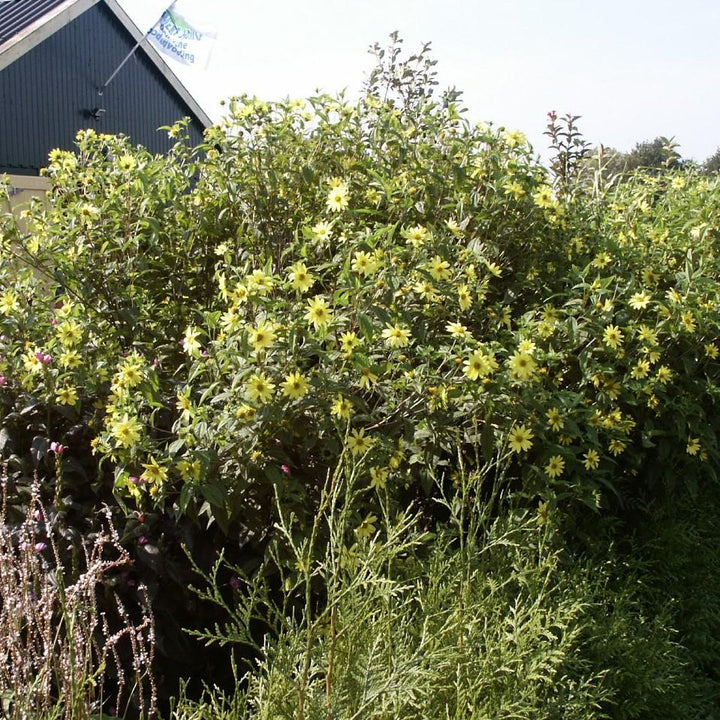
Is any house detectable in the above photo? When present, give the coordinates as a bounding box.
[0,0,212,207]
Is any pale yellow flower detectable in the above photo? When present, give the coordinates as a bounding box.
[508,425,533,453]
[545,455,565,478]
[246,372,275,404]
[382,323,411,349]
[281,371,309,400]
[583,449,600,470]
[288,261,315,293]
[305,296,333,330]
[348,428,374,456]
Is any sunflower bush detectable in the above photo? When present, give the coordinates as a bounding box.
[1,36,720,716]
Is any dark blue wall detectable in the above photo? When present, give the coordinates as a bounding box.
[0,2,206,174]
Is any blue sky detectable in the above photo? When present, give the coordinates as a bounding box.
[120,0,720,162]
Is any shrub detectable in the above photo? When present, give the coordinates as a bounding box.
[0,35,719,714]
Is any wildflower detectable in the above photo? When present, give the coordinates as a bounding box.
[446,218,462,235]
[666,288,682,304]
[248,269,274,295]
[504,129,526,148]
[414,280,438,302]
[402,225,428,248]
[533,185,557,209]
[631,360,651,380]
[537,321,555,339]
[428,256,451,282]
[545,455,565,478]
[177,458,202,482]
[352,251,378,276]
[249,320,277,353]
[637,325,658,344]
[281,371,309,400]
[348,428,374,456]
[546,408,564,432]
[182,326,202,357]
[508,425,534,453]
[359,366,378,389]
[508,351,537,382]
[78,203,99,225]
[686,437,701,456]
[355,513,377,539]
[141,458,168,485]
[705,343,719,359]
[504,179,525,198]
[382,323,411,349]
[109,413,142,448]
[681,312,697,333]
[56,320,83,347]
[118,363,144,388]
[235,404,256,421]
[58,350,82,369]
[583,449,600,470]
[117,154,136,172]
[326,182,349,212]
[446,322,470,338]
[233,284,250,303]
[312,221,333,242]
[288,261,315,293]
[55,386,78,406]
[603,325,624,350]
[457,285,472,310]
[331,395,353,420]
[339,331,360,355]
[656,365,673,384]
[370,466,389,489]
[608,439,626,456]
[485,260,502,278]
[246,372,275,404]
[518,339,536,354]
[629,292,651,310]
[305,296,333,330]
[464,349,495,381]
[176,389,194,421]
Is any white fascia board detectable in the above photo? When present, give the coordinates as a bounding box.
[103,0,212,128]
[0,0,100,71]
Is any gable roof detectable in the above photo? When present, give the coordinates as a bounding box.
[0,0,212,127]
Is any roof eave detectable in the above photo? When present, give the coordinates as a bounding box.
[0,0,213,129]
[0,0,100,72]
[103,0,213,128]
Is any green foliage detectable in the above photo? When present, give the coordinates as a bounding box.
[0,35,720,716]
[173,463,700,719]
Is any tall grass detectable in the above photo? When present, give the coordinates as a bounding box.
[0,474,157,719]
[172,456,694,719]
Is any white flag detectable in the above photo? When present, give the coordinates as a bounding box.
[148,4,216,69]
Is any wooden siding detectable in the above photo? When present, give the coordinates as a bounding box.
[0,2,205,174]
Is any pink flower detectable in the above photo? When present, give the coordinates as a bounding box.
[281,464,292,476]
[0,376,6,386]
[34,542,47,552]
[49,442,66,454]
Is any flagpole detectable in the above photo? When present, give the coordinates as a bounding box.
[97,1,177,95]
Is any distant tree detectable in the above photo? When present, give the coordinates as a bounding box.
[623,136,682,173]
[581,136,684,190]
[704,147,720,173]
